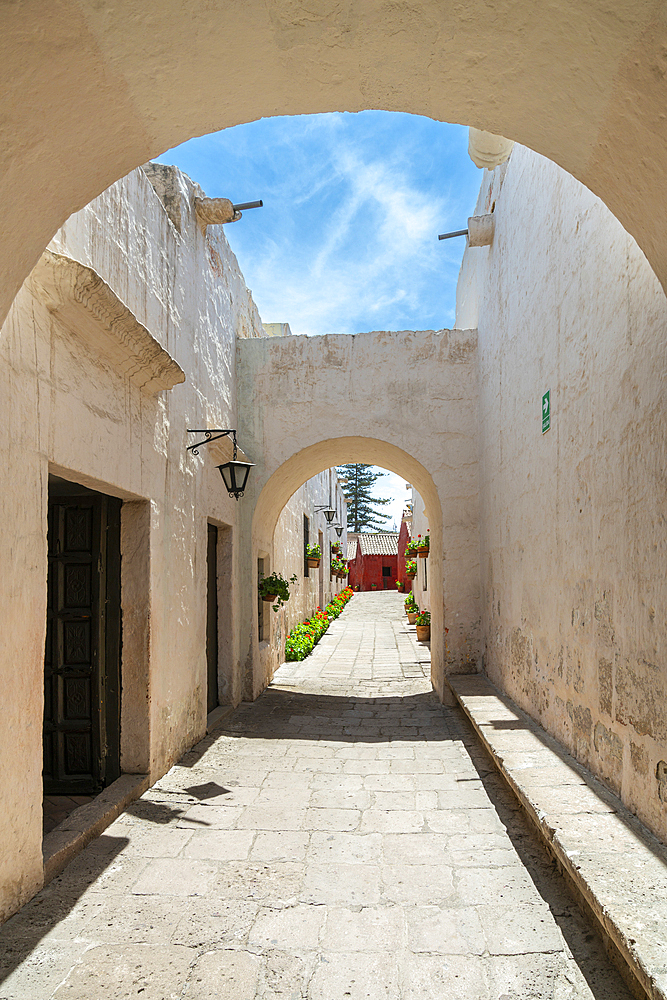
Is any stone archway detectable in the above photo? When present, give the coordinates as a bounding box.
[249,437,446,701]
[2,2,667,329]
[236,328,481,702]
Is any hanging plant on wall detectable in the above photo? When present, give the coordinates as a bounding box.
[405,559,417,578]
[417,533,430,557]
[306,543,321,568]
[258,572,297,613]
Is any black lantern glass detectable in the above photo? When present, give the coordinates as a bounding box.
[334,524,344,537]
[218,459,254,500]
[314,505,337,523]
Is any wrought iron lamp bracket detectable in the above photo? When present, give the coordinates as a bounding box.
[187,428,238,459]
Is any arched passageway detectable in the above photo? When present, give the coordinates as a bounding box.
[2,1,667,328]
[236,329,481,702]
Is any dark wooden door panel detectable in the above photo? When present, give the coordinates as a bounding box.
[44,493,121,795]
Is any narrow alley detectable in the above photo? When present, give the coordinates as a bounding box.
[0,594,632,999]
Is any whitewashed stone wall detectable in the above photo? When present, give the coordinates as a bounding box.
[458,145,667,840]
[0,163,347,922]
[260,471,348,682]
[409,489,431,614]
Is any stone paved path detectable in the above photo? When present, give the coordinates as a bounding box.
[0,593,632,998]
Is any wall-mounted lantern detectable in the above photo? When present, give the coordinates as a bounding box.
[314,505,337,523]
[187,429,255,500]
[333,524,344,538]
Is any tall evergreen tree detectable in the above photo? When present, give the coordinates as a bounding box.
[336,464,393,532]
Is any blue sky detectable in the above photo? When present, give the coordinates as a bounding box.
[156,112,481,526]
[156,111,481,337]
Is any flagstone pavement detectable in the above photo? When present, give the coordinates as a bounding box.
[0,592,633,999]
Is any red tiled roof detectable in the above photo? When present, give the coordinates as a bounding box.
[357,533,399,556]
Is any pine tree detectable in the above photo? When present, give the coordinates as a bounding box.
[336,464,393,532]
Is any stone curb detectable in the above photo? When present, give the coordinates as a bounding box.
[42,773,149,885]
[206,705,235,734]
[448,673,667,1000]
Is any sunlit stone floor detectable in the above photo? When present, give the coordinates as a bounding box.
[0,593,631,999]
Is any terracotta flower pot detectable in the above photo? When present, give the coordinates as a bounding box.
[307,558,320,568]
[418,547,429,558]
[407,611,417,624]
[406,571,416,578]
[416,624,431,641]
[262,594,277,603]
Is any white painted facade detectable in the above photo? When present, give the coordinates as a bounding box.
[457,144,667,841]
[0,164,348,921]
[409,489,431,615]
[261,470,348,683]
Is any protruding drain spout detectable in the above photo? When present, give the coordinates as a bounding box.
[194,197,263,233]
[438,214,495,247]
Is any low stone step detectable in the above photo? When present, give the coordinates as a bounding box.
[449,673,667,1000]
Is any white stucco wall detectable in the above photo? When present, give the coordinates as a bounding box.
[0,164,270,921]
[260,470,348,683]
[237,329,482,702]
[409,489,431,615]
[458,144,667,839]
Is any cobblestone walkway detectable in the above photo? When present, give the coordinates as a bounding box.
[0,593,632,998]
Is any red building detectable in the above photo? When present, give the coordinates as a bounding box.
[347,532,399,591]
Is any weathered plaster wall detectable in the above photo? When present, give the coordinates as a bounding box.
[0,164,266,921]
[459,145,667,839]
[259,471,348,686]
[237,329,481,702]
[410,490,431,615]
[3,2,667,340]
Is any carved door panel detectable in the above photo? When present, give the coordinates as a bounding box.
[44,494,121,795]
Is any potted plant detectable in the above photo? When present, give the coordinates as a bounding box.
[306,543,321,569]
[417,533,430,558]
[331,540,342,554]
[370,582,377,590]
[405,558,417,579]
[405,538,419,557]
[258,571,297,613]
[405,592,419,624]
[415,609,431,640]
[395,579,404,592]
[331,557,345,578]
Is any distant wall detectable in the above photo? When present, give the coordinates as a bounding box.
[258,470,348,684]
[459,145,667,840]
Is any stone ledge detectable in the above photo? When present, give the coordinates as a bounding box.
[448,673,667,1000]
[42,773,149,885]
[28,250,186,393]
[206,705,234,733]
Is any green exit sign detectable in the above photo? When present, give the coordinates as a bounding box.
[542,390,550,433]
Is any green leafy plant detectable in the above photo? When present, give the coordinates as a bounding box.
[258,571,298,612]
[416,533,430,550]
[405,538,419,555]
[405,558,417,576]
[331,540,341,553]
[285,587,354,660]
[404,593,418,612]
[331,557,347,575]
[415,609,431,626]
[306,543,321,559]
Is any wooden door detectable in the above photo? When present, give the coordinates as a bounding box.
[44,494,121,795]
[206,523,219,714]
